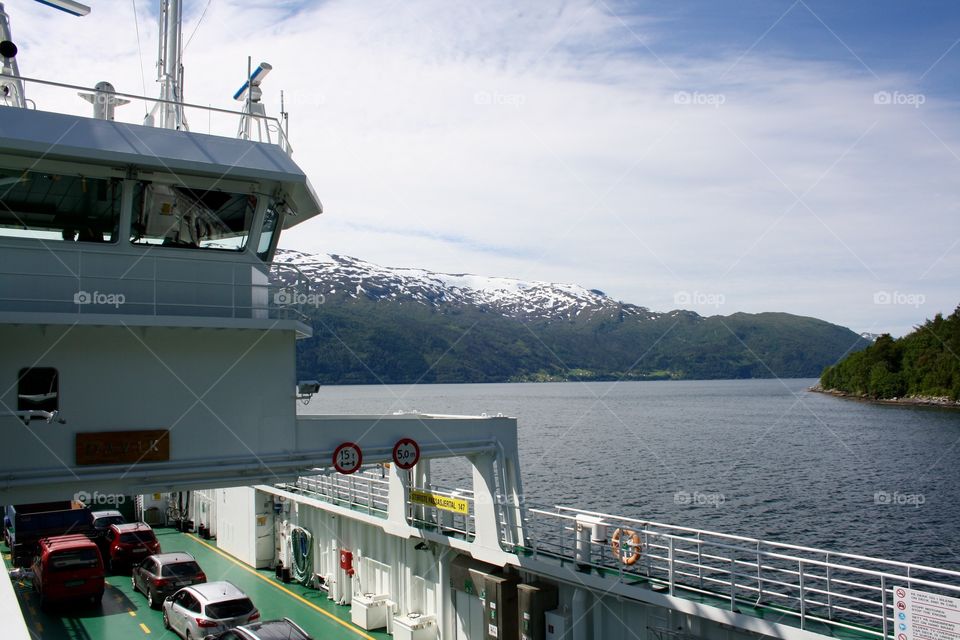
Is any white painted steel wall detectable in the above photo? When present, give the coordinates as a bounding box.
[190,489,218,537]
[215,487,257,567]
[271,500,445,619]
[0,324,296,502]
[0,570,32,640]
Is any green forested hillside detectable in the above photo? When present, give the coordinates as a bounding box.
[296,299,870,384]
[820,306,960,400]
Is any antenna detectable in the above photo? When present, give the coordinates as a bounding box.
[78,81,130,121]
[145,0,188,130]
[34,0,90,16]
[0,0,90,108]
[235,59,273,143]
[280,89,289,141]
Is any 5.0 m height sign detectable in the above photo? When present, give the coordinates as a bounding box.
[392,438,420,470]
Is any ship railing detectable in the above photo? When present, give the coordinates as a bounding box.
[410,485,478,541]
[278,471,495,541]
[522,505,960,639]
[281,468,392,517]
[1,73,294,154]
[0,254,319,323]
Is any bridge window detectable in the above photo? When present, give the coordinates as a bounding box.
[256,204,280,261]
[131,182,257,251]
[0,170,121,242]
[17,367,58,414]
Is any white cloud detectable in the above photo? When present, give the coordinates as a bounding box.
[9,0,959,336]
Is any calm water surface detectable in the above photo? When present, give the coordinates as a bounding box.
[304,378,960,570]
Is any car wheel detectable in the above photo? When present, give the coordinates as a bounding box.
[162,609,170,629]
[147,589,156,609]
[185,629,193,640]
[131,574,138,593]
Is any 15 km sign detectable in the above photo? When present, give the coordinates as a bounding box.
[333,442,363,474]
[392,438,420,470]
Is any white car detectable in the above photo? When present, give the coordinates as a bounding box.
[162,581,259,639]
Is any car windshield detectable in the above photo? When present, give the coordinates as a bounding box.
[94,516,125,529]
[50,548,99,572]
[205,597,254,619]
[161,561,201,578]
[120,531,156,544]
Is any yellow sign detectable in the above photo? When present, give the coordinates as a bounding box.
[410,489,468,515]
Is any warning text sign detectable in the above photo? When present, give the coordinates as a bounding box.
[895,587,960,640]
[410,489,468,514]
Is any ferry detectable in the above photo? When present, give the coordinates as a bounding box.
[1,1,959,639]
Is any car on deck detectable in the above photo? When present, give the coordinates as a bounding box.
[202,617,313,639]
[31,533,104,608]
[132,551,206,609]
[163,581,259,639]
[89,509,125,552]
[103,522,160,571]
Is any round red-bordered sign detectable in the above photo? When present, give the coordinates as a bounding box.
[333,442,362,474]
[392,438,420,470]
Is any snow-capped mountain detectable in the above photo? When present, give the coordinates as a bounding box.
[273,249,872,384]
[274,248,657,322]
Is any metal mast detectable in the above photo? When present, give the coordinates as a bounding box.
[148,0,188,130]
[0,0,90,108]
[0,4,25,108]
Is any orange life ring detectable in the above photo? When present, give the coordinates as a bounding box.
[611,528,642,565]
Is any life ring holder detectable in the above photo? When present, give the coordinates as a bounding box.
[611,528,642,565]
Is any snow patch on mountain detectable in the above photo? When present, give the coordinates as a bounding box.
[274,248,654,321]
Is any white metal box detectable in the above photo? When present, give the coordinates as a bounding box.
[392,613,437,640]
[351,593,390,630]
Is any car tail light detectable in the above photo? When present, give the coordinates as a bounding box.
[196,572,206,582]
[152,578,169,588]
[196,619,218,628]
[248,610,260,621]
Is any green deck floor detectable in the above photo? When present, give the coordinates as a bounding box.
[3,528,392,640]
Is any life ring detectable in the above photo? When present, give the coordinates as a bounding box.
[611,528,642,565]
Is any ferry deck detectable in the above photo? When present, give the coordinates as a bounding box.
[3,527,389,640]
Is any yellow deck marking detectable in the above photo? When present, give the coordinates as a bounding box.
[129,609,137,617]
[187,535,375,640]
[139,622,151,634]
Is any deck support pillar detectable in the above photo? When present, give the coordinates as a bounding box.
[469,452,503,553]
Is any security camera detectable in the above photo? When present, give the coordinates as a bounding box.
[297,380,321,396]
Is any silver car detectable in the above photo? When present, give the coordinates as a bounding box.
[163,581,259,639]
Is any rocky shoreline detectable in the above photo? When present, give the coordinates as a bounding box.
[808,383,960,408]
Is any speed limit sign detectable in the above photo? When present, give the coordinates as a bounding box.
[333,442,363,474]
[392,438,420,470]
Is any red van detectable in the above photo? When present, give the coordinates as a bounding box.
[104,522,161,571]
[32,534,105,607]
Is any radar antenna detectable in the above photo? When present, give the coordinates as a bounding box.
[234,58,273,143]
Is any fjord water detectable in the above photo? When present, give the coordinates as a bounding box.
[306,379,960,570]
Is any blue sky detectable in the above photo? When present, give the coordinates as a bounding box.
[13,0,960,336]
